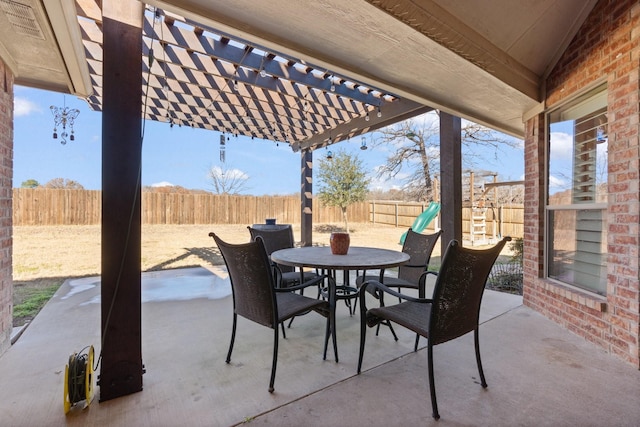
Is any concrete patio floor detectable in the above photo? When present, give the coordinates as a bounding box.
[1,267,639,426]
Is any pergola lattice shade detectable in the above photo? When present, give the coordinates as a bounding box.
[75,1,428,151]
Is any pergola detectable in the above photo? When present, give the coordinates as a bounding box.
[0,0,598,402]
[77,2,431,149]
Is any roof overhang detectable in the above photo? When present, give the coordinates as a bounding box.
[143,0,597,138]
[0,0,91,96]
[0,0,598,140]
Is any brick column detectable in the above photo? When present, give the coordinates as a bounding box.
[605,50,640,365]
[522,114,545,308]
[0,58,14,356]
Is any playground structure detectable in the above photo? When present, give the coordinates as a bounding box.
[399,202,440,244]
[369,171,524,244]
[465,171,524,246]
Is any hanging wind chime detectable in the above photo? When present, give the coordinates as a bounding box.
[219,134,226,163]
[50,100,80,145]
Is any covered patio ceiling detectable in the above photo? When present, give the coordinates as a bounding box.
[0,0,598,148]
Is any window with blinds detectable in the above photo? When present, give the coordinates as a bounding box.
[547,87,607,295]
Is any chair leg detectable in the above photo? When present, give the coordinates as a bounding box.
[269,327,279,393]
[374,292,398,341]
[474,329,487,388]
[375,320,398,340]
[287,284,305,328]
[281,322,287,339]
[323,310,337,362]
[414,334,420,352]
[323,314,330,360]
[331,318,339,362]
[226,313,237,363]
[428,343,440,420]
[357,300,367,374]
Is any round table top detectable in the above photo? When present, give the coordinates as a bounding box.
[271,246,410,270]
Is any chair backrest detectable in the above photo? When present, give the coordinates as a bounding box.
[212,233,278,329]
[247,225,295,273]
[397,228,442,283]
[429,237,510,345]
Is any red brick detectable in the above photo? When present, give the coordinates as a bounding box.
[0,57,12,357]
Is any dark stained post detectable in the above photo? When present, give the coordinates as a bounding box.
[100,1,144,402]
[301,148,313,246]
[439,112,462,252]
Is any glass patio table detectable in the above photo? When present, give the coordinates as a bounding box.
[271,246,409,362]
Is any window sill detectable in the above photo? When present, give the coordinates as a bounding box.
[540,279,607,312]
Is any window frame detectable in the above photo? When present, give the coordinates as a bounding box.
[544,84,608,295]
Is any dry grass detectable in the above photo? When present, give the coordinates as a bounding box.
[12,222,513,326]
[11,223,419,326]
[12,222,418,281]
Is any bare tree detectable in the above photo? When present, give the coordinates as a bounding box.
[207,164,250,195]
[374,111,519,201]
[44,178,84,189]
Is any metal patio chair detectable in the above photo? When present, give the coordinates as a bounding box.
[357,237,511,420]
[247,225,320,289]
[356,228,442,344]
[210,233,332,393]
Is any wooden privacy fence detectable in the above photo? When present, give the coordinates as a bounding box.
[12,189,369,226]
[369,200,524,239]
[13,188,102,225]
[12,190,524,238]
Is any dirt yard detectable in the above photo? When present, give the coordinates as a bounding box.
[11,222,429,326]
[11,222,515,326]
[12,222,423,281]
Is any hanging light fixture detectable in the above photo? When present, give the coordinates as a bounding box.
[327,149,333,160]
[330,75,336,92]
[360,136,368,150]
[259,52,268,77]
[50,103,80,145]
[365,112,370,122]
[377,106,382,118]
[219,134,226,163]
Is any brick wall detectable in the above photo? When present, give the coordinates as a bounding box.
[0,57,13,356]
[524,0,640,366]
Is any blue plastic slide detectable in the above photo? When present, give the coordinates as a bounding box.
[399,202,441,244]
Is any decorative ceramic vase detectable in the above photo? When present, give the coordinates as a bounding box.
[330,232,350,255]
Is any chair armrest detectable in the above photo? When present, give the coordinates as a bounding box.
[272,264,284,287]
[274,274,330,293]
[358,280,433,304]
[416,270,439,298]
[419,270,438,282]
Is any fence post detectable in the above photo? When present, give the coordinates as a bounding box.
[372,201,376,224]
[395,202,399,227]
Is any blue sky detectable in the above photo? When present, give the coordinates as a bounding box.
[13,86,524,195]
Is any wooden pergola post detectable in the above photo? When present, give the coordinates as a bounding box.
[301,148,313,246]
[439,112,462,252]
[100,1,144,402]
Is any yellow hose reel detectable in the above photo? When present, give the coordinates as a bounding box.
[63,345,94,414]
